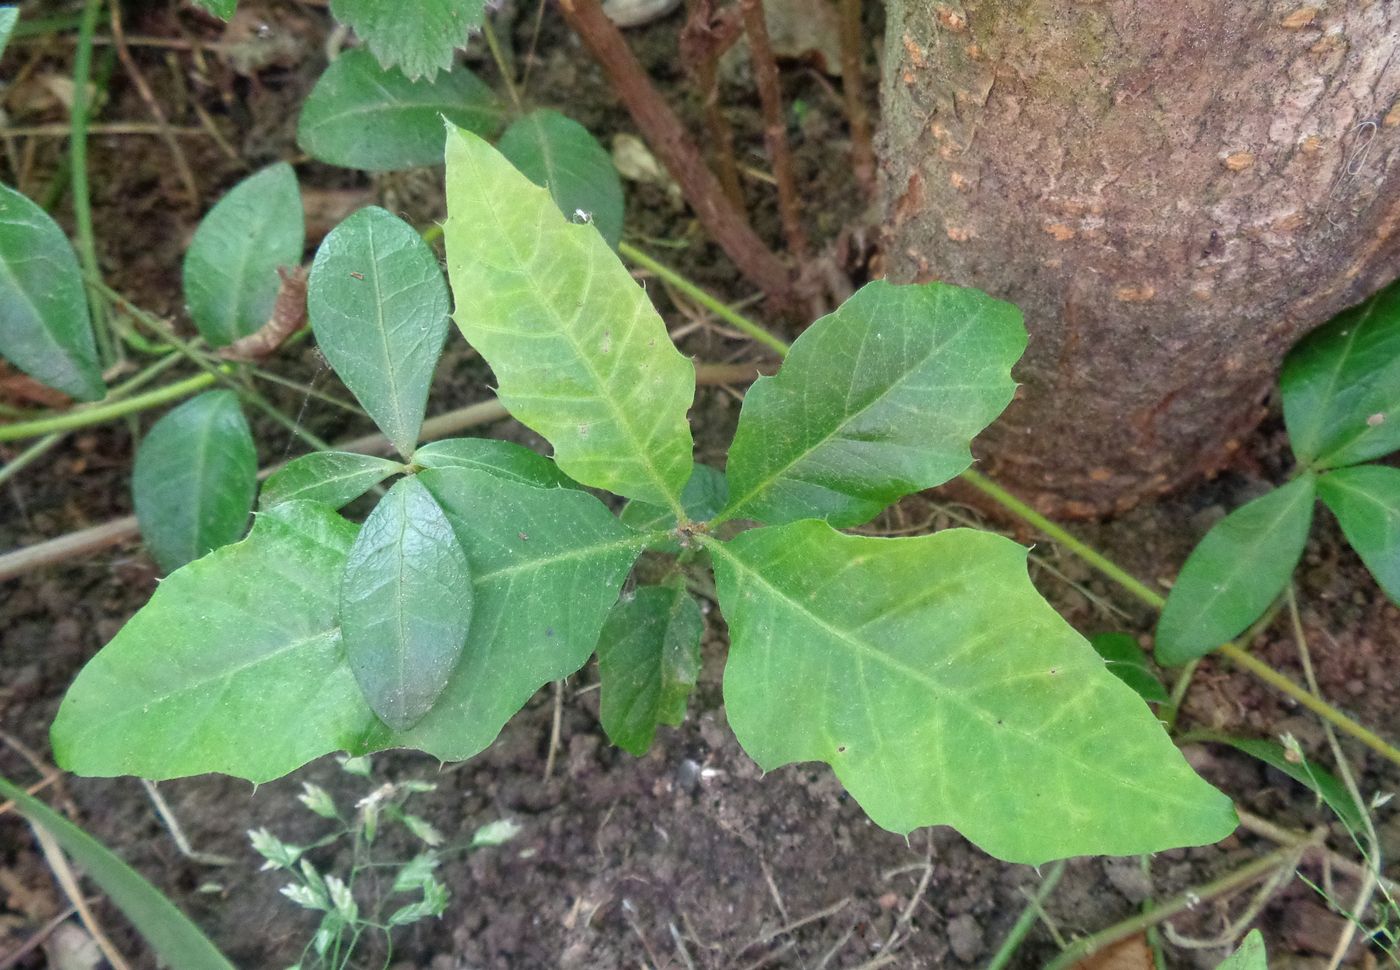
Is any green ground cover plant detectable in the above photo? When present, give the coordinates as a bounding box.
[1,1,1397,964]
[45,126,1236,867]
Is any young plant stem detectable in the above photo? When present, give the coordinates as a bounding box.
[0,434,63,489]
[0,371,220,442]
[70,0,113,366]
[613,251,1400,770]
[982,861,1067,970]
[739,0,809,260]
[837,0,875,193]
[553,0,794,302]
[1042,841,1313,970]
[481,19,524,113]
[619,242,790,357]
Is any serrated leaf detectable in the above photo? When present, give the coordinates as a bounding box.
[1281,282,1400,468]
[1215,930,1266,970]
[359,467,645,760]
[0,181,104,400]
[132,390,257,573]
[597,585,704,755]
[497,109,625,249]
[708,521,1236,864]
[298,50,501,171]
[1188,732,1364,832]
[183,163,303,347]
[191,0,236,18]
[412,437,578,489]
[0,9,20,63]
[1089,632,1168,704]
[51,502,380,782]
[261,452,404,510]
[1155,476,1316,665]
[720,280,1024,528]
[469,818,521,847]
[309,206,450,456]
[619,463,728,536]
[0,775,236,970]
[330,0,486,81]
[341,477,472,730]
[443,125,695,509]
[1317,464,1400,605]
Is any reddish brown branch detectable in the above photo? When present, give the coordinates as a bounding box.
[739,0,809,261]
[681,0,747,209]
[554,0,794,302]
[838,0,875,193]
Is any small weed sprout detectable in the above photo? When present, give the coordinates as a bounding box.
[249,757,520,970]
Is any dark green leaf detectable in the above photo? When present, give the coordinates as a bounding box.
[620,463,728,532]
[597,585,704,755]
[0,8,19,61]
[0,181,104,400]
[1155,476,1316,665]
[359,467,646,760]
[412,437,578,489]
[497,109,625,249]
[443,126,695,508]
[1281,282,1400,468]
[309,206,450,457]
[298,50,501,171]
[1089,632,1169,704]
[720,280,1025,527]
[52,502,380,782]
[1188,732,1364,832]
[132,390,256,573]
[329,0,486,81]
[709,522,1236,864]
[1317,464,1400,605]
[341,477,472,730]
[1215,930,1266,970]
[183,163,304,347]
[0,775,236,969]
[261,451,404,510]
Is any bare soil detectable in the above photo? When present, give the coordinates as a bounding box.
[2,3,1397,969]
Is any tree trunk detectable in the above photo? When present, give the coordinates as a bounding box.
[879,0,1400,517]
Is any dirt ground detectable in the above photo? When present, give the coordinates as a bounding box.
[2,2,1398,968]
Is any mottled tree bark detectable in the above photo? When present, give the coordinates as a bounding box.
[880,0,1400,517]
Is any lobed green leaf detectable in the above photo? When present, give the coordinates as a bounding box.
[720,280,1024,527]
[597,585,704,755]
[497,109,625,249]
[341,477,472,730]
[298,50,501,171]
[709,521,1236,864]
[183,163,304,347]
[1155,476,1316,665]
[443,125,695,509]
[1317,464,1400,606]
[309,206,450,457]
[329,0,486,81]
[0,181,104,400]
[412,437,579,490]
[1281,282,1400,469]
[260,451,405,510]
[361,467,647,761]
[52,502,380,782]
[132,390,257,574]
